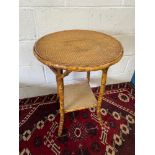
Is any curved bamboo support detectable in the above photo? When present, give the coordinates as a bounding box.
[60,70,71,78]
[50,66,71,77]
[97,69,108,127]
[87,71,90,83]
[57,69,65,136]
[49,67,57,75]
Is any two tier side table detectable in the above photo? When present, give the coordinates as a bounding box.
[33,30,123,136]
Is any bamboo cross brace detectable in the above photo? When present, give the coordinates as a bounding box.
[49,67,71,78]
[60,70,71,78]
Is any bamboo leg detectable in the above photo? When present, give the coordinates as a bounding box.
[97,69,108,127]
[56,76,59,99]
[57,69,65,136]
[87,71,90,83]
[56,70,63,99]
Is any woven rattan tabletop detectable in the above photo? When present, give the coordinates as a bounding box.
[34,30,123,71]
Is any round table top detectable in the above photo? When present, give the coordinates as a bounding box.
[34,30,123,71]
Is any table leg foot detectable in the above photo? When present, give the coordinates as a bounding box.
[97,109,103,127]
[58,112,64,136]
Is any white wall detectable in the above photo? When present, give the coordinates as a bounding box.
[19,0,135,98]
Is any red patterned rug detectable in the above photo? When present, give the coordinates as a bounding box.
[19,82,135,155]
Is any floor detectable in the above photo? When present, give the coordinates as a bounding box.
[19,82,135,155]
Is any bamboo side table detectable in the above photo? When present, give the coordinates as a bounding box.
[33,30,123,136]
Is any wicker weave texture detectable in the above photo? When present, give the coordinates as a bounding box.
[34,30,123,71]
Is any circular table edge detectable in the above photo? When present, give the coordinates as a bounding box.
[33,30,124,71]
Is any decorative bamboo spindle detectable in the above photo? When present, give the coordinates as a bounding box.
[97,69,108,127]
[57,69,65,136]
[87,71,90,83]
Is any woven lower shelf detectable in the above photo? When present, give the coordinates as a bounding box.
[64,82,97,113]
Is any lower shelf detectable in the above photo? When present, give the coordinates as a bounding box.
[64,81,97,113]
